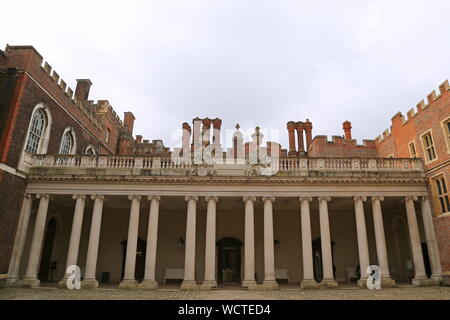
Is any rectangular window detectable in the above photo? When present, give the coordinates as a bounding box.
[422,132,436,162]
[408,142,417,158]
[434,176,450,214]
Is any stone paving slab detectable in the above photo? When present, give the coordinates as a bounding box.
[0,286,449,300]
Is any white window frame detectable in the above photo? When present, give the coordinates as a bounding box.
[58,127,77,155]
[18,103,52,172]
[85,144,97,155]
[420,130,438,164]
[441,117,450,154]
[408,141,417,158]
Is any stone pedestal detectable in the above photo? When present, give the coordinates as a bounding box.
[242,280,257,289]
[320,279,339,289]
[19,278,40,288]
[181,280,200,290]
[380,277,396,288]
[301,279,320,290]
[262,280,279,290]
[81,279,99,289]
[412,277,439,287]
[200,280,218,290]
[119,279,138,289]
[139,280,158,290]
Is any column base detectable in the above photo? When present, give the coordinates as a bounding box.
[320,279,339,289]
[380,277,396,288]
[57,279,71,289]
[357,278,368,288]
[301,279,320,290]
[6,277,21,287]
[200,280,217,290]
[19,277,40,288]
[242,280,257,290]
[81,279,99,289]
[261,280,279,290]
[412,277,440,287]
[138,280,158,290]
[119,279,138,289]
[431,275,443,284]
[181,280,200,290]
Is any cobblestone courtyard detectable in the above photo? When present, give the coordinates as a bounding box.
[0,286,449,300]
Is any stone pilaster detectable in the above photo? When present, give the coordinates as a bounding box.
[58,195,86,289]
[119,195,142,289]
[20,194,50,288]
[262,196,278,290]
[202,196,219,290]
[318,197,338,288]
[371,196,396,288]
[300,197,319,289]
[140,196,161,289]
[181,196,199,290]
[81,195,104,289]
[354,196,370,288]
[242,196,257,289]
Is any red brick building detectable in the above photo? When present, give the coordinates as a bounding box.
[0,45,447,289]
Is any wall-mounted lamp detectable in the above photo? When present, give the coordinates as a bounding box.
[274,240,281,249]
[177,237,185,248]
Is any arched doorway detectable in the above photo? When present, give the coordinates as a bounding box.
[121,238,146,282]
[217,237,242,284]
[38,218,57,282]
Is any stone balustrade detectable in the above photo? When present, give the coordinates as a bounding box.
[27,154,424,178]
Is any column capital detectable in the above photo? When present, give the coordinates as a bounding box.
[23,193,33,200]
[299,197,312,203]
[205,196,219,203]
[354,196,367,202]
[36,194,50,199]
[148,195,161,202]
[405,196,418,202]
[73,194,86,200]
[185,196,199,202]
[262,196,275,203]
[243,196,256,203]
[128,195,142,201]
[90,195,105,201]
[421,196,430,202]
[318,196,331,202]
[371,196,384,202]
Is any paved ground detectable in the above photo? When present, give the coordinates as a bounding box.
[0,286,449,300]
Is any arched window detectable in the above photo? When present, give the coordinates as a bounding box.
[59,128,77,155]
[85,145,96,155]
[25,109,46,154]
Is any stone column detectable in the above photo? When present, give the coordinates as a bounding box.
[21,194,50,288]
[119,196,142,289]
[354,196,370,288]
[140,196,161,289]
[202,196,219,290]
[296,122,305,153]
[405,196,428,286]
[300,197,319,289]
[58,195,86,289]
[287,122,297,156]
[7,194,33,285]
[318,197,338,288]
[371,196,396,287]
[242,196,257,288]
[421,197,442,283]
[181,196,199,290]
[262,196,278,289]
[81,195,104,289]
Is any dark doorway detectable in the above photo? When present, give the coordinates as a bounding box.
[421,243,432,278]
[217,238,242,284]
[312,238,336,283]
[121,238,147,282]
[38,218,57,282]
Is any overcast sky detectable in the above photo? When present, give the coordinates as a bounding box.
[2,0,450,149]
